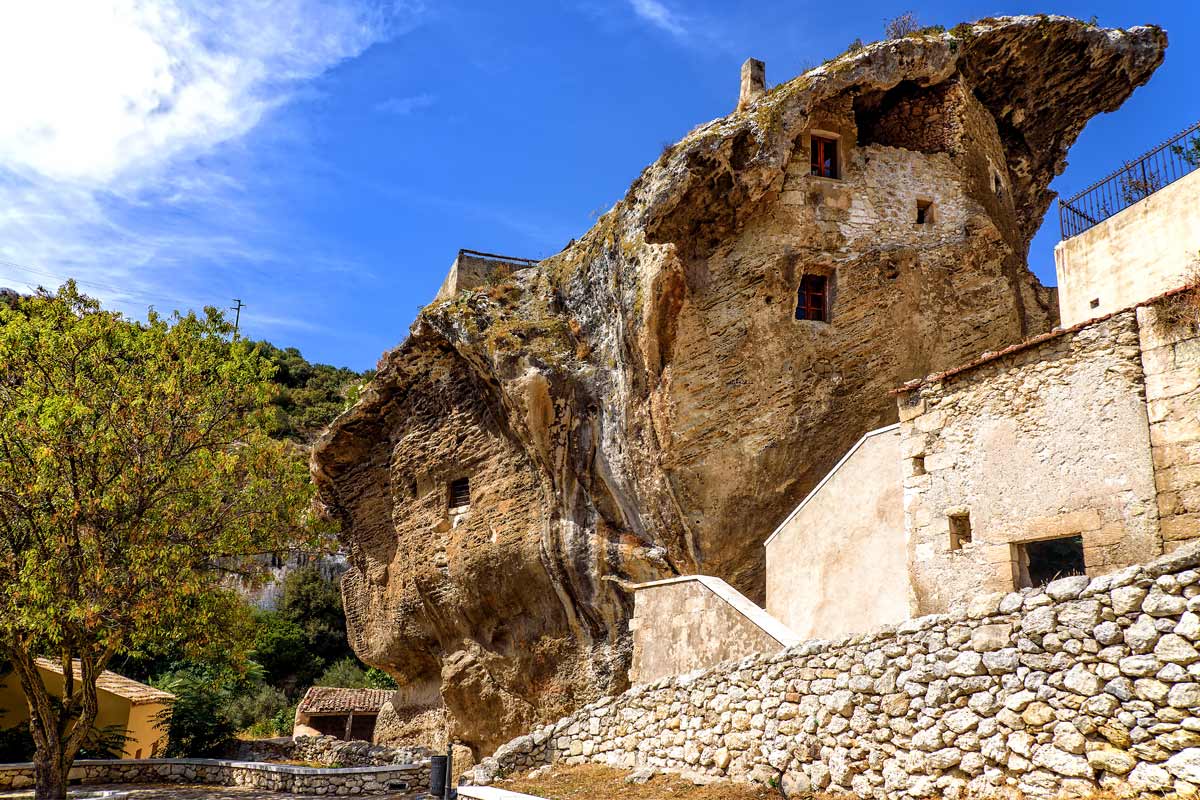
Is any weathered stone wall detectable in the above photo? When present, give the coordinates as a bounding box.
[434,252,537,303]
[229,734,432,767]
[765,425,910,641]
[1055,169,1200,327]
[0,757,429,795]
[1140,302,1200,548]
[898,311,1162,614]
[469,543,1200,799]
[312,19,1165,753]
[628,577,799,684]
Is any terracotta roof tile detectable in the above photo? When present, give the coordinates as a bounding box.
[296,686,392,715]
[34,659,175,706]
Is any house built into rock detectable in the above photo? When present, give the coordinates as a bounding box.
[630,117,1200,683]
[312,17,1170,753]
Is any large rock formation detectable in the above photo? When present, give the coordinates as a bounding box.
[311,16,1166,754]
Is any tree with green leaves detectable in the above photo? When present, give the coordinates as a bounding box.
[0,283,326,799]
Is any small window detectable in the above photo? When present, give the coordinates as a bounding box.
[916,199,933,224]
[810,135,839,179]
[449,477,471,509]
[1090,298,1100,309]
[992,171,1004,199]
[911,456,926,476]
[1016,535,1086,588]
[949,512,972,550]
[795,275,829,322]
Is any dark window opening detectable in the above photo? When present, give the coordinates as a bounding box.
[810,135,839,179]
[1017,535,1086,588]
[310,714,349,738]
[1090,298,1100,309]
[911,456,926,476]
[949,513,972,551]
[993,171,1004,199]
[916,199,933,224]
[449,477,471,509]
[795,275,829,322]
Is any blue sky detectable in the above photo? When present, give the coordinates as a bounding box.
[0,1,1196,370]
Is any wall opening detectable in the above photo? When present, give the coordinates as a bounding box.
[916,199,935,225]
[993,171,1005,200]
[853,80,954,153]
[948,512,972,550]
[810,135,839,179]
[1090,298,1101,309]
[449,477,471,509]
[795,274,830,322]
[911,456,926,476]
[1015,535,1086,588]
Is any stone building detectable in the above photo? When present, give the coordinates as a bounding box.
[292,686,393,742]
[311,18,1167,752]
[755,119,1200,645]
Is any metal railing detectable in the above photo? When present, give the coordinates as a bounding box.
[1059,120,1200,239]
[457,248,540,267]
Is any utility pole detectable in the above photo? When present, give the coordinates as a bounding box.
[231,298,245,339]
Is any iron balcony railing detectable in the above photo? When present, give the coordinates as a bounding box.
[1059,120,1200,239]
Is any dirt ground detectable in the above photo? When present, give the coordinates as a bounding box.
[502,763,778,799]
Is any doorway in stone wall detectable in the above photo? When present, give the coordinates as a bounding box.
[1014,535,1086,588]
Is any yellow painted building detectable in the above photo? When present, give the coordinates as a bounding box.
[0,659,173,760]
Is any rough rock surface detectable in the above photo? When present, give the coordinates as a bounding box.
[311,16,1166,754]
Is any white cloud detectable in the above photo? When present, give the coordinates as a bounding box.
[628,0,688,39]
[0,0,421,335]
[375,93,436,115]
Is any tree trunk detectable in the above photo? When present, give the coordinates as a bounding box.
[33,749,69,800]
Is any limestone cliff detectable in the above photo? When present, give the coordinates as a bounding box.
[311,16,1166,754]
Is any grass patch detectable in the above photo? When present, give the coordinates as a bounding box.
[503,763,775,800]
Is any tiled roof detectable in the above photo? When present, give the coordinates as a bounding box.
[296,686,392,715]
[34,659,175,706]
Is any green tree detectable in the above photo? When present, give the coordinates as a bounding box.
[251,613,312,692]
[278,566,351,668]
[0,284,324,799]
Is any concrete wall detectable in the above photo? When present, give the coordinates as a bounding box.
[898,311,1163,615]
[765,425,912,640]
[1055,168,1200,327]
[472,543,1200,800]
[627,576,799,684]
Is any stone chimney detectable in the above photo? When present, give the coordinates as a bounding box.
[737,58,766,112]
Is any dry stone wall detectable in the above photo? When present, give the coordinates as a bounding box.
[229,734,432,767]
[469,543,1200,799]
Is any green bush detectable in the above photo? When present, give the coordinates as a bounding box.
[224,683,290,733]
[154,668,239,757]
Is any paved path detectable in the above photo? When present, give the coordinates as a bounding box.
[0,785,425,799]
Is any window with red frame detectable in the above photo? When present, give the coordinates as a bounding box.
[795,275,829,322]
[810,135,839,179]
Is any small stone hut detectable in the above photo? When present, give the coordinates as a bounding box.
[292,687,392,742]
